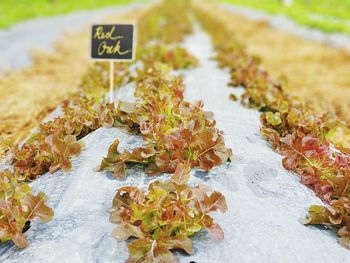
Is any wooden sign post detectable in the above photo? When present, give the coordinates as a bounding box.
[91,24,134,103]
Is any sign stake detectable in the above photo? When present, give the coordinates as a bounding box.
[109,61,114,104]
[91,24,135,105]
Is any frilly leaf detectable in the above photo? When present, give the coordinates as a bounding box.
[171,163,191,185]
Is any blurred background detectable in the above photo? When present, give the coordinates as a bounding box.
[0,0,142,28]
[1,0,349,34]
[221,0,350,35]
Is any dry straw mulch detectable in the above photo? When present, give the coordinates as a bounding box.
[0,9,143,159]
[195,1,350,124]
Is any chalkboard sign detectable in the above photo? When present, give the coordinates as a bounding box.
[91,24,134,60]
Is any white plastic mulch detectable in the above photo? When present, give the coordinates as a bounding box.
[0,25,349,263]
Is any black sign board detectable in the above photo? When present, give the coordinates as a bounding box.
[91,24,134,60]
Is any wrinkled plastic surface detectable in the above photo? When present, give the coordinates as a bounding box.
[1,26,349,263]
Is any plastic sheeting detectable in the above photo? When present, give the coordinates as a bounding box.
[1,26,349,263]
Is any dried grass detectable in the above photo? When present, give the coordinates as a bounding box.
[0,9,143,159]
[195,1,350,124]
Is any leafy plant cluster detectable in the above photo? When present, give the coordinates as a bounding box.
[10,0,201,182]
[137,0,193,48]
[8,55,134,182]
[6,0,195,180]
[0,57,133,248]
[11,45,200,182]
[0,0,231,256]
[194,5,350,248]
[99,0,231,178]
[0,169,53,248]
[99,62,232,177]
[99,1,231,261]
[11,96,118,181]
[109,163,227,262]
[140,45,199,70]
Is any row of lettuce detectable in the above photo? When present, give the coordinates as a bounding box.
[194,3,350,249]
[2,0,349,259]
[0,1,232,262]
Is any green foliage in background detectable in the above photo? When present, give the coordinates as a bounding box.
[0,0,141,28]
[221,0,350,35]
